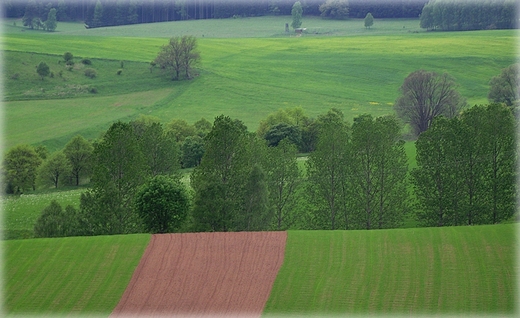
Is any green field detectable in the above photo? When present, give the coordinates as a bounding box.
[2,17,516,151]
[4,234,150,315]
[264,224,517,315]
[4,225,515,315]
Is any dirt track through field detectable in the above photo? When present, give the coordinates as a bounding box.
[111,231,287,317]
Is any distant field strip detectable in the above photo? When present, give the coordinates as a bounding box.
[263,224,516,315]
[5,234,150,315]
[112,231,287,317]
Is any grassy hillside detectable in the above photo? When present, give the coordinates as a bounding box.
[2,17,516,151]
[4,234,150,315]
[264,224,516,315]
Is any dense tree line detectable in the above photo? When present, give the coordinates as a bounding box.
[6,102,516,238]
[420,0,517,31]
[4,0,428,28]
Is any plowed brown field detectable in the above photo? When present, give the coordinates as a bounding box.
[111,231,287,317]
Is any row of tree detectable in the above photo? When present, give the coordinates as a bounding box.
[5,0,428,28]
[420,0,517,31]
[3,116,212,195]
[32,102,516,238]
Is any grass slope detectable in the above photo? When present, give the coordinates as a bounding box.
[264,224,516,315]
[4,234,150,315]
[2,18,516,150]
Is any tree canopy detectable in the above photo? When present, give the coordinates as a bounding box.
[394,70,465,137]
[154,36,200,80]
[488,64,519,108]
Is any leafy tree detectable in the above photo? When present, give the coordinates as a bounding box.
[63,135,93,186]
[319,0,349,19]
[22,0,38,29]
[306,109,349,230]
[91,0,103,27]
[63,52,73,63]
[37,151,71,189]
[194,118,212,137]
[394,70,465,136]
[348,115,409,230]
[466,104,516,224]
[191,115,249,232]
[135,175,189,233]
[257,107,315,152]
[34,200,78,238]
[36,62,50,80]
[4,144,42,194]
[83,121,148,235]
[180,35,200,79]
[181,135,205,168]
[412,116,460,227]
[155,36,200,80]
[419,2,434,30]
[364,12,374,28]
[264,123,301,147]
[56,0,68,21]
[241,164,270,231]
[266,138,301,230]
[132,119,180,176]
[34,145,49,160]
[45,8,57,31]
[291,1,303,29]
[167,119,196,143]
[488,64,519,107]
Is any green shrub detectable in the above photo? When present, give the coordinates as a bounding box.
[65,60,74,66]
[63,52,73,62]
[89,86,98,93]
[84,68,97,79]
[117,69,123,75]
[81,58,92,65]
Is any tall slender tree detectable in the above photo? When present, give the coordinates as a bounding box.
[349,115,409,230]
[190,115,249,232]
[306,109,349,230]
[266,138,301,230]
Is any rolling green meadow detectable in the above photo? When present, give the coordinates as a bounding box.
[2,17,516,151]
[1,15,518,316]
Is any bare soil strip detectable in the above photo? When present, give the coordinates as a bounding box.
[111,231,287,317]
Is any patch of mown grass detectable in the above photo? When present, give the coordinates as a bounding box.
[263,224,516,315]
[4,87,173,151]
[4,51,173,101]
[5,234,150,315]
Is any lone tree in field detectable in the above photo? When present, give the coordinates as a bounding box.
[155,36,200,80]
[291,1,303,29]
[364,12,374,28]
[394,70,465,136]
[36,62,50,80]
